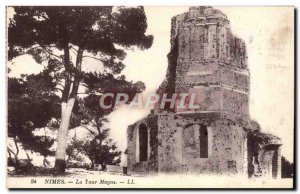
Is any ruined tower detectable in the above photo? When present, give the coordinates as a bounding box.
[127,6,282,178]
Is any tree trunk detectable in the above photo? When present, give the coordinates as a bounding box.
[13,136,20,166]
[54,46,83,175]
[91,159,94,170]
[101,161,106,171]
[25,151,33,166]
[7,148,12,160]
[7,147,19,166]
[54,98,76,175]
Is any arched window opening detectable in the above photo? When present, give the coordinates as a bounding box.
[199,125,208,158]
[138,124,148,162]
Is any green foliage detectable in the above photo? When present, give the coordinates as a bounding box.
[8,6,152,170]
[9,6,153,63]
[66,133,122,168]
[85,137,122,167]
[7,66,60,157]
[281,156,294,178]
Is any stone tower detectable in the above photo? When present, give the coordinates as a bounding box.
[127,6,282,178]
[159,6,249,118]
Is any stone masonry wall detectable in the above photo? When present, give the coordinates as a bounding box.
[127,114,158,175]
[157,112,248,175]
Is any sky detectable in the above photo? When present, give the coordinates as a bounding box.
[8,6,294,163]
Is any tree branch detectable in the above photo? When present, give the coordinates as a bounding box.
[55,87,64,92]
[61,42,73,103]
[82,125,97,136]
[70,50,77,56]
[91,119,97,127]
[80,83,89,88]
[70,46,78,53]
[82,55,104,62]
[96,125,102,135]
[69,47,84,98]
[7,147,16,156]
[13,136,19,156]
[39,45,63,59]
[56,82,65,89]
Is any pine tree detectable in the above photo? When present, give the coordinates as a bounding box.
[8,6,153,174]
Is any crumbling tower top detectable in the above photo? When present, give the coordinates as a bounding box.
[170,6,247,68]
[159,6,250,119]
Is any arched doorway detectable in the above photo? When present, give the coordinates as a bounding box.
[138,123,148,162]
[199,125,208,158]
